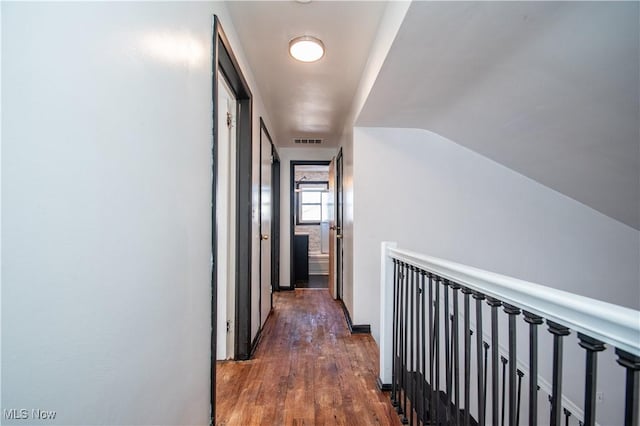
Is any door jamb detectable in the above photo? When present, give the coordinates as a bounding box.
[335,148,343,301]
[271,149,281,294]
[258,117,277,327]
[211,14,253,423]
[288,160,331,290]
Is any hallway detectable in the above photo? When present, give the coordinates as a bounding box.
[216,290,402,425]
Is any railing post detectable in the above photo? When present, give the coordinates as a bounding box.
[444,279,452,423]
[473,292,486,426]
[451,282,462,426]
[407,265,418,426]
[392,258,400,407]
[434,276,442,424]
[523,311,543,426]
[487,297,502,426]
[462,287,473,426]
[429,273,438,425]
[616,348,640,426]
[378,246,640,426]
[578,333,605,426]
[503,303,521,426]
[420,270,428,424]
[379,242,398,389]
[402,262,410,423]
[548,320,570,426]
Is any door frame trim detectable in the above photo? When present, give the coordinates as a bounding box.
[271,147,281,294]
[258,117,277,328]
[211,14,253,423]
[288,160,331,290]
[335,148,343,301]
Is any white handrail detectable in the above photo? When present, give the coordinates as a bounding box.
[387,246,640,357]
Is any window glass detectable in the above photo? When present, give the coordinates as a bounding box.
[297,181,328,224]
[301,205,321,222]
[321,192,329,221]
[301,191,322,204]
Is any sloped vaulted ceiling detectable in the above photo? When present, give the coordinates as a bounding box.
[357,1,640,230]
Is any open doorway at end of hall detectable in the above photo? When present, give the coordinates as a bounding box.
[290,161,332,290]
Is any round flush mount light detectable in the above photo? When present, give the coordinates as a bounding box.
[289,35,325,63]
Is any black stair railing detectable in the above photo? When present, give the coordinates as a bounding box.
[379,243,640,426]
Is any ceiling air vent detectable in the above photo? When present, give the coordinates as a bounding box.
[293,138,323,145]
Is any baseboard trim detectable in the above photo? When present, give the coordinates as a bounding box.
[249,309,273,358]
[338,299,371,334]
[376,377,392,392]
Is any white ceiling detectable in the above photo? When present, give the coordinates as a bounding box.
[226,0,387,148]
[357,2,640,230]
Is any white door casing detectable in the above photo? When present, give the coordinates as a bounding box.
[216,72,237,360]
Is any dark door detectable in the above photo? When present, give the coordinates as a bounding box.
[335,149,344,300]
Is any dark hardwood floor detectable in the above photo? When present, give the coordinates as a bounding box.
[216,289,402,425]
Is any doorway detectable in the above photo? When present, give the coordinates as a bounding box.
[258,118,279,333]
[271,149,281,294]
[290,161,331,289]
[211,14,253,424]
[335,149,344,301]
[216,71,237,361]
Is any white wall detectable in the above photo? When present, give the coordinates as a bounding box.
[353,126,639,340]
[1,2,272,424]
[0,0,4,409]
[278,147,337,288]
[338,0,411,320]
[353,126,639,424]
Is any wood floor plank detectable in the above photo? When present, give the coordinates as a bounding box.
[216,289,402,426]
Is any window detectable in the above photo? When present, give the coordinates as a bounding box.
[296,181,329,224]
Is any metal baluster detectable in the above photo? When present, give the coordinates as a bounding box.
[398,263,405,415]
[392,259,399,406]
[420,271,427,425]
[397,262,407,414]
[547,320,570,426]
[501,356,508,426]
[450,314,455,384]
[451,283,461,426]
[563,408,571,426]
[473,292,486,426]
[487,297,502,425]
[615,348,640,426]
[397,263,405,414]
[401,263,409,424]
[462,288,472,426]
[434,276,441,425]
[516,369,524,426]
[409,266,415,426]
[444,280,452,423]
[523,311,543,426]
[577,333,605,426]
[483,341,489,419]
[504,304,521,426]
[428,273,436,425]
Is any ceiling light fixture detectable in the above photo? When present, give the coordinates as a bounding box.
[289,36,325,63]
